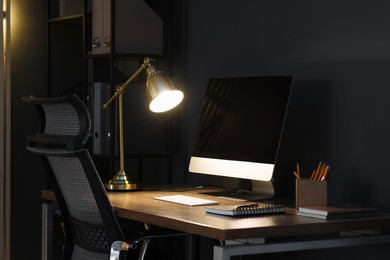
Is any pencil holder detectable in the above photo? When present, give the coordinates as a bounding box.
[296,179,327,210]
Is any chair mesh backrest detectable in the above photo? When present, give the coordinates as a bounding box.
[47,153,103,224]
[25,96,124,259]
[28,146,122,260]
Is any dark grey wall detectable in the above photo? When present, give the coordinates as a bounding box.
[183,0,390,259]
[11,1,47,259]
[9,0,390,259]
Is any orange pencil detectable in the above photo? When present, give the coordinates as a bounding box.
[318,163,327,180]
[313,162,322,180]
[321,165,330,180]
[310,169,316,180]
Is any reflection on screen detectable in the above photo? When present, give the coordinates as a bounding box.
[189,76,293,182]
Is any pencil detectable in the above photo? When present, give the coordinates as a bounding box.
[310,169,316,180]
[318,163,327,180]
[321,165,330,180]
[293,171,301,180]
[316,162,324,180]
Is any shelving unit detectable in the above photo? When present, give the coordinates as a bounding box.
[47,0,175,185]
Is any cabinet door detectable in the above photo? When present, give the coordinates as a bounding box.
[92,0,112,54]
[91,0,163,55]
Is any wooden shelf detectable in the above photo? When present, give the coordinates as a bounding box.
[48,14,83,24]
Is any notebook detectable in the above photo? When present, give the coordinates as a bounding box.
[154,195,219,206]
[205,203,285,216]
[297,204,377,220]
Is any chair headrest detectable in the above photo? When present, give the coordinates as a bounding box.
[23,95,91,150]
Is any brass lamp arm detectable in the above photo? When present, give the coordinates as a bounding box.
[103,57,152,109]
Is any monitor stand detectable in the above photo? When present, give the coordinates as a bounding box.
[201,180,275,201]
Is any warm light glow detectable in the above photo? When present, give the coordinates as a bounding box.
[149,90,184,113]
[145,63,184,113]
[3,8,6,67]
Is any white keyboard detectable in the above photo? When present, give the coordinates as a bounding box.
[154,194,219,206]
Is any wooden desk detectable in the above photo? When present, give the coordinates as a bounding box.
[41,188,390,260]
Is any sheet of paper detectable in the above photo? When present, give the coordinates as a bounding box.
[154,195,219,206]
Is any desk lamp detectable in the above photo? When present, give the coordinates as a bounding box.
[103,57,184,191]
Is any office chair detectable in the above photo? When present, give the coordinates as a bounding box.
[24,95,186,260]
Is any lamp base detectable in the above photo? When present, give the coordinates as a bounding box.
[104,169,142,191]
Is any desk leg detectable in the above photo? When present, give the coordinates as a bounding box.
[213,245,230,260]
[42,202,58,260]
[185,235,197,260]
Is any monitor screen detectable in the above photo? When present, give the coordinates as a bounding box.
[189,76,293,184]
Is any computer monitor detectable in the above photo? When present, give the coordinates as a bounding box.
[189,76,293,200]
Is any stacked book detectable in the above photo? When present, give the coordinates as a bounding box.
[297,205,377,220]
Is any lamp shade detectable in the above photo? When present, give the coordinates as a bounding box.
[146,65,184,113]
